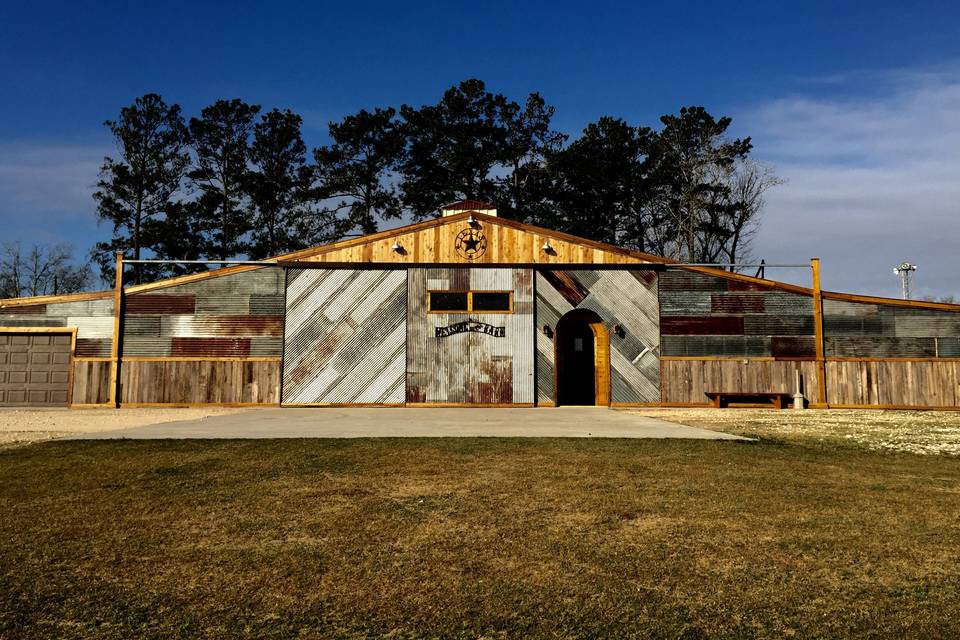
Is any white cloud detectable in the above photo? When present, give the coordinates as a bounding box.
[0,144,110,261]
[0,144,106,220]
[741,69,960,298]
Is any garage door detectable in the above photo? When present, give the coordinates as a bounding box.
[0,333,72,406]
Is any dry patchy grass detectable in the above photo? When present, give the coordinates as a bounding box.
[631,408,960,456]
[1,438,959,639]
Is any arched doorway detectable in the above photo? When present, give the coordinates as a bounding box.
[555,309,610,406]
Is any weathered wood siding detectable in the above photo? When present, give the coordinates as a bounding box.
[826,360,960,407]
[407,268,534,404]
[824,298,960,357]
[122,267,284,358]
[282,269,406,405]
[661,360,823,405]
[72,360,112,405]
[0,296,114,357]
[659,271,816,357]
[292,215,655,266]
[120,360,280,404]
[536,270,660,405]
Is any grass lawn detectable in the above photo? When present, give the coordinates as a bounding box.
[1,435,959,639]
[632,408,960,456]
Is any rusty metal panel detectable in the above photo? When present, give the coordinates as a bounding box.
[195,296,250,315]
[160,315,283,338]
[121,337,173,357]
[744,315,815,336]
[826,336,937,358]
[762,294,813,315]
[535,269,660,404]
[122,266,284,357]
[659,291,711,316]
[894,315,960,337]
[0,304,47,314]
[658,271,727,291]
[249,295,285,315]
[42,299,114,317]
[661,316,745,335]
[75,338,111,358]
[660,270,815,357]
[154,267,284,296]
[661,335,770,357]
[171,337,251,357]
[250,337,284,357]
[122,315,161,337]
[0,316,67,328]
[125,294,196,314]
[283,269,406,404]
[711,294,765,314]
[823,299,878,316]
[770,336,817,358]
[1,297,115,357]
[937,338,960,357]
[406,268,533,404]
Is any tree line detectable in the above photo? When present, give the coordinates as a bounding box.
[3,78,782,293]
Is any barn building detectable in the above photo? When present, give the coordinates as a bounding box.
[3,200,960,409]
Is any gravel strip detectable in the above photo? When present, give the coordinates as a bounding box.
[0,408,248,448]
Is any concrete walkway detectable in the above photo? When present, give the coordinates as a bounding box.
[66,407,745,440]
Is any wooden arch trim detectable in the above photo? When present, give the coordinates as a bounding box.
[555,308,611,407]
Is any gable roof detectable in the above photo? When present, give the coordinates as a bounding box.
[59,211,960,314]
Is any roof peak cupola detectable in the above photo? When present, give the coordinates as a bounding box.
[440,200,497,217]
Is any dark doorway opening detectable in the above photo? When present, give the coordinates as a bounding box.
[555,309,610,406]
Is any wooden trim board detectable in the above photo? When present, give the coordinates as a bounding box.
[811,258,828,407]
[121,402,279,408]
[110,252,123,408]
[122,356,282,363]
[0,290,112,308]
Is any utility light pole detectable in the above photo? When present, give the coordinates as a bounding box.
[893,262,917,300]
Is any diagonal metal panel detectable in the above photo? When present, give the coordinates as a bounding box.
[536,269,661,404]
[282,269,406,404]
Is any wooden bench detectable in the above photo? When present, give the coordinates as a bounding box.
[705,391,794,409]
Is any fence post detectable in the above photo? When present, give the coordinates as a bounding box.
[110,252,124,408]
[811,257,828,408]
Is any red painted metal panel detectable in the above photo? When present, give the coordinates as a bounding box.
[711,294,765,313]
[661,316,744,335]
[170,337,251,357]
[75,338,111,358]
[184,315,284,337]
[126,294,196,314]
[1,304,48,314]
[770,336,817,357]
[540,270,589,306]
[727,280,775,292]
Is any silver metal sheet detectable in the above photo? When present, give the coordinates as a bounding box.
[283,269,406,404]
[407,268,533,404]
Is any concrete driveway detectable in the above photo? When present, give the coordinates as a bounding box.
[66,407,745,440]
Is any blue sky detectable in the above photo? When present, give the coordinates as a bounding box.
[2,1,959,296]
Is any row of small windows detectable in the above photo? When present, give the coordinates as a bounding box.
[428,291,513,313]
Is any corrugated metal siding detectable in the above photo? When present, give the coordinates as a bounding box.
[0,297,114,353]
[282,269,406,404]
[658,271,815,357]
[823,297,960,357]
[536,270,660,404]
[121,267,284,357]
[407,268,534,404]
